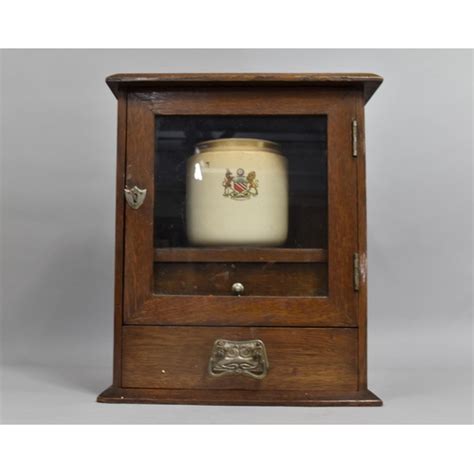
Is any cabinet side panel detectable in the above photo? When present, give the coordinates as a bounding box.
[355,93,368,390]
[113,91,127,386]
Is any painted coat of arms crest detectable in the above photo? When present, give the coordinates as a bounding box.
[222,168,259,200]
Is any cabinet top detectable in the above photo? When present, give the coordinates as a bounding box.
[106,73,383,103]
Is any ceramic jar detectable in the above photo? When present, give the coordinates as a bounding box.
[186,138,288,246]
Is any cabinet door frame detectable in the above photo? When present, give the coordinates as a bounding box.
[122,86,360,327]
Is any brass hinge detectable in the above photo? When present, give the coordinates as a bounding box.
[353,253,360,291]
[352,119,358,157]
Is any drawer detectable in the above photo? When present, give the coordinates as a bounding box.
[122,326,358,391]
[153,262,328,297]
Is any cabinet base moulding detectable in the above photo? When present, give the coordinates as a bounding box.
[97,386,383,407]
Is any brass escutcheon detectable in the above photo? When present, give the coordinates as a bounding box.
[124,185,146,210]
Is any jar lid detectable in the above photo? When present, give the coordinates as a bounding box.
[195,138,281,154]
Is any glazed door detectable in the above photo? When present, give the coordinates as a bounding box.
[122,87,360,326]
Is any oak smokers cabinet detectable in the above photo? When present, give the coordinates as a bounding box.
[98,73,383,406]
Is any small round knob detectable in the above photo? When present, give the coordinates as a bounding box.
[231,282,245,295]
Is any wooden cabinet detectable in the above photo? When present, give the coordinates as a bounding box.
[98,73,383,406]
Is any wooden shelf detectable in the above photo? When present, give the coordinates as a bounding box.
[154,247,328,263]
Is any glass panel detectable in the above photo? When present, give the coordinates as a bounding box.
[153,115,328,297]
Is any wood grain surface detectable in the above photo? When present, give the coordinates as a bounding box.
[98,386,383,406]
[112,91,127,386]
[106,73,383,103]
[154,247,328,263]
[121,326,358,391]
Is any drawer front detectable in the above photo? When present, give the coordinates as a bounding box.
[122,326,358,391]
[154,262,328,297]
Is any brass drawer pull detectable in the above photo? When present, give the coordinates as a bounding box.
[208,339,269,379]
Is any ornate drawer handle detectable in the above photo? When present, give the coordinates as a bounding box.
[124,185,146,209]
[208,339,269,379]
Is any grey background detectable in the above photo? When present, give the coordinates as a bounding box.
[0,49,472,423]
